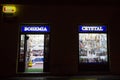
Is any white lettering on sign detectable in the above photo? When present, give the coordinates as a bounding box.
[82,26,103,31]
[24,27,47,31]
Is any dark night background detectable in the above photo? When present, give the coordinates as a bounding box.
[0,0,120,77]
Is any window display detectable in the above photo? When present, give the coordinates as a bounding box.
[79,33,107,63]
[79,25,108,64]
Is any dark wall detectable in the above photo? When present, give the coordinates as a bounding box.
[0,5,120,76]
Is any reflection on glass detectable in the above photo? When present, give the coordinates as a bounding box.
[79,33,107,63]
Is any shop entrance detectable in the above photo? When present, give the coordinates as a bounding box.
[17,24,50,73]
[24,34,44,72]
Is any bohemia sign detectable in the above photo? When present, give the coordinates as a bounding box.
[21,25,50,33]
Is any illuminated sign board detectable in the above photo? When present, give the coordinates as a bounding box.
[21,25,50,33]
[2,5,16,13]
[79,25,107,32]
